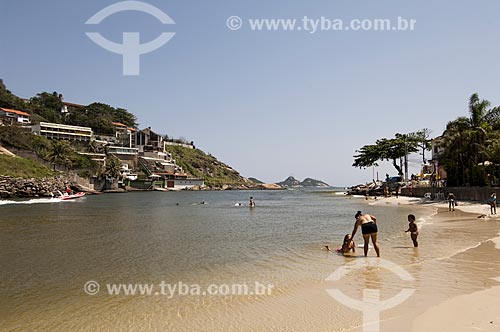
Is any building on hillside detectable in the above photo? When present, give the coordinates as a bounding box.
[108,146,139,168]
[164,140,195,149]
[112,122,137,147]
[32,122,93,142]
[165,175,205,190]
[60,102,85,114]
[133,127,164,153]
[0,108,31,124]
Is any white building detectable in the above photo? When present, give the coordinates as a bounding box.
[0,108,30,124]
[32,122,93,142]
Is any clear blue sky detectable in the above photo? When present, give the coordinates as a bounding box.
[1,0,500,186]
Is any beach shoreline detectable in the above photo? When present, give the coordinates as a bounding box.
[362,195,500,332]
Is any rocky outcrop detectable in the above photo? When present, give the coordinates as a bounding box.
[0,175,76,198]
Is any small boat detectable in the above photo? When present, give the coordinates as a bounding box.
[58,192,86,200]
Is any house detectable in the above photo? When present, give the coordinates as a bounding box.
[60,101,85,115]
[133,127,164,153]
[32,122,93,142]
[112,122,137,148]
[164,140,195,149]
[0,108,31,124]
[107,145,139,169]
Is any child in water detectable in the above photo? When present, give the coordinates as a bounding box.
[340,234,356,254]
[325,234,356,253]
[405,214,419,247]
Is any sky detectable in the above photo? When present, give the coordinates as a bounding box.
[1,0,500,186]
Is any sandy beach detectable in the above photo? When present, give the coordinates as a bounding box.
[365,195,500,332]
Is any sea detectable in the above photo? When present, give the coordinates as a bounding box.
[1,189,500,331]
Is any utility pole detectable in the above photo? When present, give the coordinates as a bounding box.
[404,135,408,182]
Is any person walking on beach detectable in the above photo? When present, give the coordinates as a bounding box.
[351,211,380,257]
[405,214,419,247]
[489,192,496,215]
[448,192,456,211]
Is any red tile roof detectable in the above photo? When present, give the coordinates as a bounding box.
[0,108,30,117]
[62,102,85,108]
[112,122,127,127]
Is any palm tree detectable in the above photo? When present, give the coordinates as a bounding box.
[468,93,500,129]
[441,94,500,186]
[46,140,73,170]
[105,155,122,179]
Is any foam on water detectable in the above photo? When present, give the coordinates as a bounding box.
[490,233,500,250]
[0,198,66,205]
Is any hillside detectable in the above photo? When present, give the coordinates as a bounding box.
[278,176,302,187]
[0,80,261,189]
[301,177,330,187]
[0,154,54,178]
[277,176,329,188]
[248,177,264,184]
[165,146,252,188]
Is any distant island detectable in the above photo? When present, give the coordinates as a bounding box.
[276,176,330,188]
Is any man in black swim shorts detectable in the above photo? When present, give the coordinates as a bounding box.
[351,210,380,257]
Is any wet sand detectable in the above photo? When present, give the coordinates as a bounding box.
[367,196,500,332]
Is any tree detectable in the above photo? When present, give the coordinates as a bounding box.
[29,92,63,123]
[66,102,137,135]
[353,133,420,179]
[105,155,122,179]
[46,140,73,170]
[409,129,432,164]
[440,94,500,186]
[0,79,27,110]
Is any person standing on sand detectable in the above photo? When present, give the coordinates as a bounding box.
[405,214,419,247]
[489,192,496,215]
[351,211,380,257]
[448,193,456,211]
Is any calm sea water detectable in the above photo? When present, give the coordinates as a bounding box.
[2,190,500,331]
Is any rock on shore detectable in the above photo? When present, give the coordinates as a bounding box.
[0,175,75,198]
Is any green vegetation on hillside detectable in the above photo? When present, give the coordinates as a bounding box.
[0,126,99,175]
[248,177,264,184]
[166,146,248,187]
[0,79,137,134]
[0,155,54,178]
[0,80,248,186]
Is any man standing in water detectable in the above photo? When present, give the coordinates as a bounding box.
[249,197,255,207]
[351,211,380,257]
